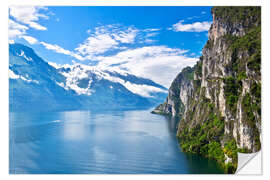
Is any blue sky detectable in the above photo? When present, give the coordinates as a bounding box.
[9,6,213,87]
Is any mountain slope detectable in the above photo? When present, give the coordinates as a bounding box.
[153,7,261,173]
[9,43,81,111]
[9,43,167,111]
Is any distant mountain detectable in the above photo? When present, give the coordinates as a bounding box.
[9,43,167,111]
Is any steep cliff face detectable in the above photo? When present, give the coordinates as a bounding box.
[153,7,261,173]
[152,66,194,117]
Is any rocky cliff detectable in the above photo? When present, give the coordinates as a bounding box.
[153,7,261,173]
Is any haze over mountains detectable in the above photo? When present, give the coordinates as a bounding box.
[9,43,167,111]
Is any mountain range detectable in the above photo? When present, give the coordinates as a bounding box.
[9,43,167,111]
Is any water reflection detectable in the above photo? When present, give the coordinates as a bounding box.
[10,110,224,174]
[61,111,91,141]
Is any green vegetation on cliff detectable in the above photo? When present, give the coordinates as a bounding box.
[154,6,261,174]
[178,99,237,173]
[212,6,261,25]
[179,7,260,173]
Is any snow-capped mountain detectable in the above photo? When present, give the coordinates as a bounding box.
[9,43,167,111]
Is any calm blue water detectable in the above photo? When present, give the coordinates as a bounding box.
[9,109,224,174]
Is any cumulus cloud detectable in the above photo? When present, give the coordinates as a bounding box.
[75,24,161,59]
[75,25,140,58]
[9,20,39,45]
[9,6,48,30]
[36,27,196,88]
[10,19,197,88]
[9,6,52,42]
[75,33,119,57]
[95,46,197,88]
[170,20,212,32]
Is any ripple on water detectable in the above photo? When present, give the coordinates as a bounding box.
[9,110,224,174]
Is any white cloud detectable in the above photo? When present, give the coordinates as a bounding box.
[143,28,161,32]
[76,33,119,57]
[40,42,72,55]
[144,39,156,44]
[28,21,47,30]
[37,24,159,61]
[55,63,166,97]
[8,19,28,38]
[48,62,62,69]
[9,18,197,89]
[95,46,197,88]
[123,82,167,97]
[75,25,140,58]
[47,44,197,88]
[170,20,212,32]
[101,72,166,97]
[9,6,52,42]
[145,32,159,38]
[21,35,38,44]
[9,6,48,30]
[112,27,138,43]
[40,41,84,60]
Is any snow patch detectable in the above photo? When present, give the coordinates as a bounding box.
[18,50,32,61]
[48,62,62,69]
[9,69,20,79]
[58,65,93,95]
[55,63,166,97]
[9,69,39,84]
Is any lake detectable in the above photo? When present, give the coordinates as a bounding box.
[9,109,224,174]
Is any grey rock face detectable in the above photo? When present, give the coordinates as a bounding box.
[155,7,261,158]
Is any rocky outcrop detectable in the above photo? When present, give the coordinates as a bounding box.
[154,7,261,173]
[152,66,194,117]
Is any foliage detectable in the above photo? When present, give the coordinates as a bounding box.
[251,82,261,115]
[179,104,226,164]
[208,141,224,161]
[194,59,203,77]
[224,162,237,174]
[223,76,240,114]
[241,93,261,150]
[224,139,238,160]
[242,93,256,128]
[229,26,261,74]
[163,6,261,174]
[212,7,261,25]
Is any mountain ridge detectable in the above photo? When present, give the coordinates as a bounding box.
[9,43,167,111]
